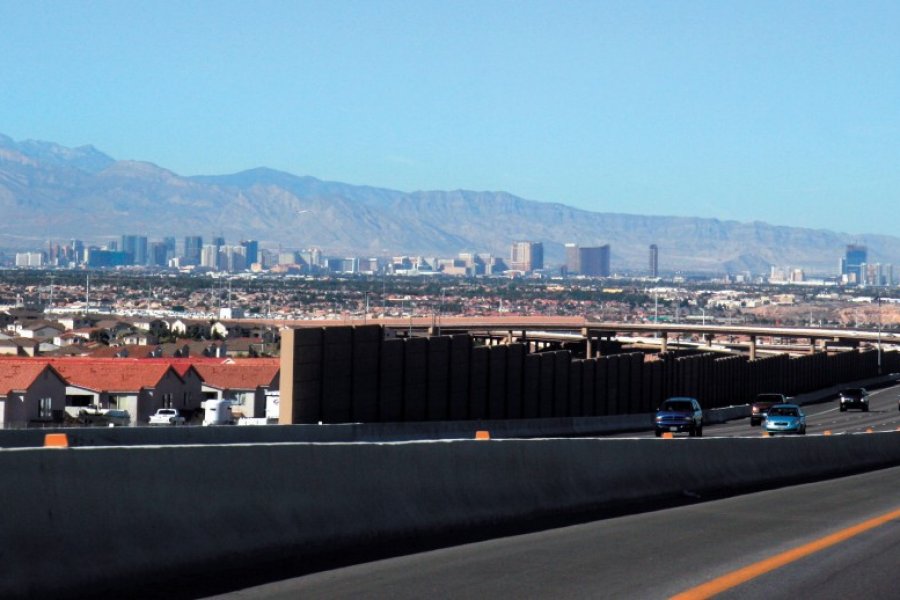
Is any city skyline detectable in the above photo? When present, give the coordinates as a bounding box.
[2,3,899,235]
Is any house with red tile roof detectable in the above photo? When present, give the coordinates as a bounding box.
[51,360,197,425]
[192,363,280,419]
[0,362,67,428]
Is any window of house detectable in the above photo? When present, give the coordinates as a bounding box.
[39,397,52,419]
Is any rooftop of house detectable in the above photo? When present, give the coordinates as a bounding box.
[192,363,280,391]
[0,362,62,395]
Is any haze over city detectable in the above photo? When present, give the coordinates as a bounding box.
[3,1,899,235]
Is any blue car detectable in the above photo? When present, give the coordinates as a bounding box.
[654,397,703,437]
[764,404,806,435]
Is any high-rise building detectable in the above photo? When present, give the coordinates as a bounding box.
[565,243,579,275]
[842,244,867,284]
[149,242,169,267]
[222,245,247,272]
[121,235,148,265]
[15,252,44,267]
[241,240,259,266]
[184,236,203,265]
[510,241,543,272]
[649,244,659,277]
[578,245,610,277]
[564,244,610,277]
[201,244,221,270]
[71,239,85,264]
[163,237,177,262]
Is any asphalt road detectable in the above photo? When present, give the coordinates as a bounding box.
[616,383,900,439]
[208,465,900,599]
[198,387,900,599]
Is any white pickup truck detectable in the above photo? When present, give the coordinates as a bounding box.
[148,408,187,426]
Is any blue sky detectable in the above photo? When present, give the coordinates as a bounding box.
[2,1,898,235]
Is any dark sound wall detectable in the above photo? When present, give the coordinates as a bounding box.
[281,326,888,423]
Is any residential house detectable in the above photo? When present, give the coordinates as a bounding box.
[52,360,197,425]
[16,320,65,340]
[192,362,280,419]
[0,361,67,428]
[170,318,213,339]
[0,338,39,357]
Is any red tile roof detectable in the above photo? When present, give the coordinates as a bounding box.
[0,362,62,394]
[0,356,278,392]
[192,363,279,391]
[52,361,177,393]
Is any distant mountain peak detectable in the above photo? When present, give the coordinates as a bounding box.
[0,133,115,174]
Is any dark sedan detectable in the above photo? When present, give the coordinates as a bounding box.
[839,388,869,412]
[654,397,703,437]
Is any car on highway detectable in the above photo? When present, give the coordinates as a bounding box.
[654,397,703,437]
[750,393,788,426]
[764,403,806,435]
[148,408,187,426]
[838,388,869,412]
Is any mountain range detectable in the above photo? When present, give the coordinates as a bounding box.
[1,132,895,273]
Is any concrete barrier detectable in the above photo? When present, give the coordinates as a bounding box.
[3,433,899,599]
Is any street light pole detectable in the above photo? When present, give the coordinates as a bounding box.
[877,297,883,375]
[364,291,370,325]
[438,288,445,336]
[654,291,659,324]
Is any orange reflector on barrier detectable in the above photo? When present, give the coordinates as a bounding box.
[824,430,832,436]
[662,432,674,439]
[866,427,874,433]
[44,433,69,448]
[475,430,490,440]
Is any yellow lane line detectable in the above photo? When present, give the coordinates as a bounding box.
[670,507,900,599]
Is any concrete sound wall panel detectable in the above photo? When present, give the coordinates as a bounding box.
[448,335,471,421]
[280,327,324,424]
[488,345,508,420]
[605,356,620,415]
[378,339,405,422]
[539,353,556,418]
[569,360,583,417]
[629,353,644,413]
[426,336,450,421]
[506,344,525,419]
[351,325,382,422]
[522,353,541,419]
[403,337,429,422]
[469,345,490,420]
[594,357,608,416]
[554,351,571,417]
[581,358,596,417]
[321,327,353,423]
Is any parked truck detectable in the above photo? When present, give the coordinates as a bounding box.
[148,408,187,426]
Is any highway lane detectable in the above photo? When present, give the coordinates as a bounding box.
[207,465,900,599]
[614,383,900,439]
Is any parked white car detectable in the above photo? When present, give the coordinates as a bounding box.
[148,408,187,426]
